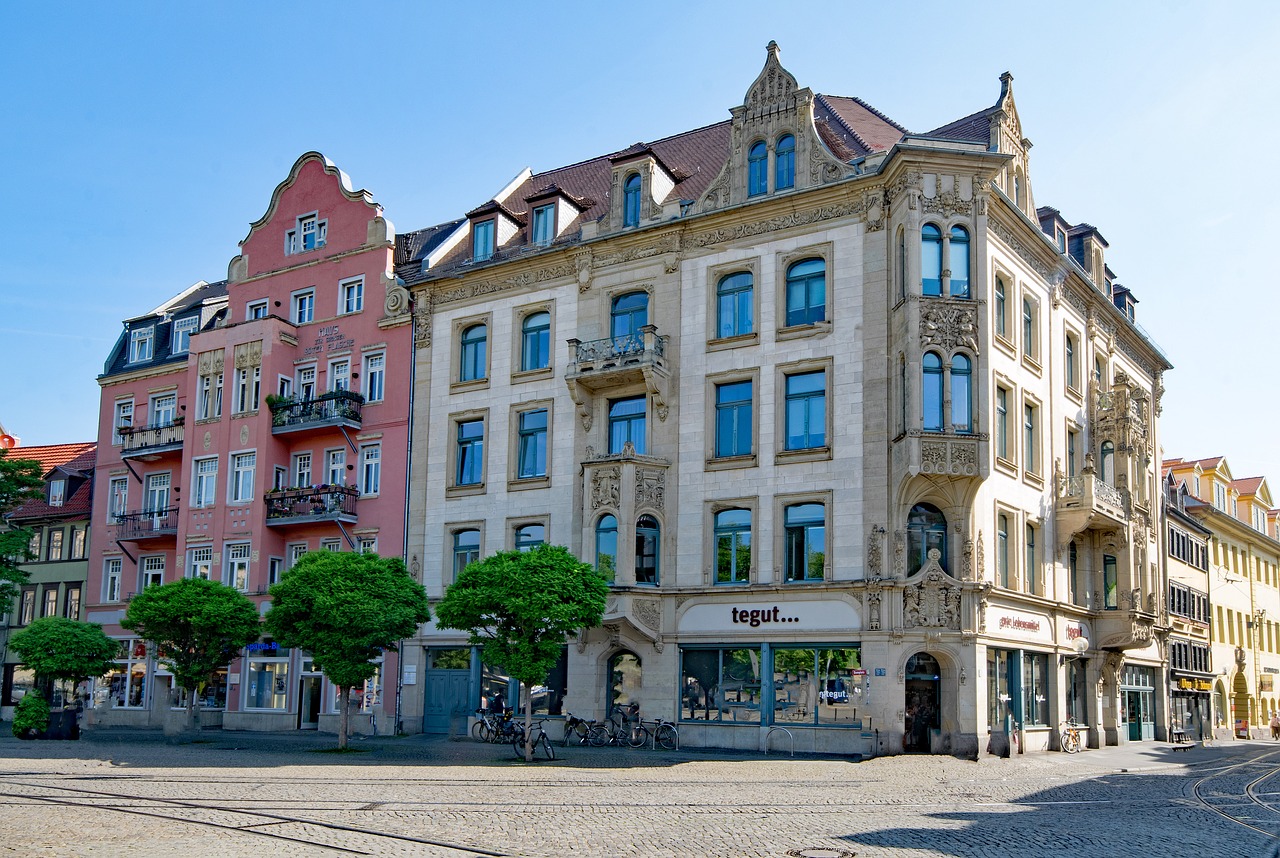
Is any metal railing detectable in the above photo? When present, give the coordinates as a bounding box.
[119,417,184,455]
[264,484,358,522]
[269,390,364,429]
[112,507,180,540]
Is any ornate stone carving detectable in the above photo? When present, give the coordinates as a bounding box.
[633,598,661,633]
[863,189,887,232]
[893,530,905,578]
[920,301,979,353]
[921,441,948,474]
[902,550,961,630]
[233,340,262,369]
[197,349,224,375]
[961,539,973,581]
[745,41,797,112]
[384,283,410,317]
[433,261,576,307]
[635,467,666,511]
[976,531,985,580]
[690,201,864,249]
[868,525,885,577]
[409,555,420,578]
[572,250,593,292]
[922,190,970,218]
[988,219,1053,279]
[808,145,849,185]
[977,583,992,632]
[591,234,681,269]
[591,467,620,510]
[866,577,882,631]
[575,629,588,654]
[413,300,432,349]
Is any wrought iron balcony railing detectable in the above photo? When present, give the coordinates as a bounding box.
[119,417,184,457]
[269,390,364,432]
[264,485,358,525]
[112,507,180,541]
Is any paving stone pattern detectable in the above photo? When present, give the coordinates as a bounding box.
[1,729,1279,857]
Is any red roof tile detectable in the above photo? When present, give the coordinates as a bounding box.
[5,443,96,522]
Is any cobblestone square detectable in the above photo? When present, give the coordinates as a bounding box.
[2,730,1279,857]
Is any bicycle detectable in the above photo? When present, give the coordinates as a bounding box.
[588,704,646,748]
[562,712,596,747]
[1059,720,1082,754]
[646,717,679,751]
[511,717,556,760]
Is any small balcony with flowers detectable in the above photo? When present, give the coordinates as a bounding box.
[119,416,185,460]
[264,484,358,528]
[268,390,364,437]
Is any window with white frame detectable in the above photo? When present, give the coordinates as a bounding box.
[42,587,57,617]
[1023,401,1040,476]
[292,452,312,488]
[325,449,346,485]
[234,366,260,413]
[247,300,268,320]
[472,219,495,261]
[108,477,128,521]
[150,392,177,427]
[230,452,255,503]
[328,359,350,392]
[101,639,148,708]
[320,538,342,552]
[197,369,223,420]
[70,527,86,559]
[113,400,134,444]
[141,556,165,589]
[171,316,198,354]
[104,558,122,602]
[268,557,283,586]
[46,529,63,561]
[292,290,315,324]
[273,465,287,491]
[339,277,363,314]
[192,457,217,508]
[48,479,65,507]
[286,213,326,254]
[288,543,308,568]
[188,546,213,580]
[225,543,251,590]
[360,443,381,495]
[532,204,555,246]
[129,326,154,363]
[358,537,377,554]
[297,366,316,400]
[363,352,385,402]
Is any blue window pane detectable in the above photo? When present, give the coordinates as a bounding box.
[921,224,942,296]
[596,515,618,582]
[785,258,826,327]
[611,291,648,339]
[456,420,484,485]
[635,515,660,585]
[716,272,753,338]
[460,324,487,382]
[951,354,971,432]
[784,503,825,582]
[715,380,752,458]
[609,396,646,455]
[516,524,544,552]
[517,409,548,478]
[473,220,495,261]
[775,134,795,190]
[784,371,825,450]
[949,226,970,297]
[623,174,641,227]
[714,509,752,584]
[532,204,555,246]
[748,141,767,196]
[923,353,943,432]
[521,312,550,371]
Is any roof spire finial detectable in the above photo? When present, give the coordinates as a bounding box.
[766,39,780,57]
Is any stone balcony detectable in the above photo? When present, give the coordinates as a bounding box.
[566,326,670,428]
[1056,472,1129,542]
[892,429,986,480]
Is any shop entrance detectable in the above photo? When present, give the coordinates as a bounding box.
[423,649,471,735]
[904,652,941,753]
[297,676,322,730]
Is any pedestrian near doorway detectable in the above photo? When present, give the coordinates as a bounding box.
[1269,711,1279,740]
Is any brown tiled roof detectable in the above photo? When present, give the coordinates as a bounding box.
[1233,476,1265,496]
[926,106,996,143]
[816,95,909,155]
[6,443,96,522]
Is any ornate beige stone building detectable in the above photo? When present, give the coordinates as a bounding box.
[398,43,1171,755]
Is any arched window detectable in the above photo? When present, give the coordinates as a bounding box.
[595,514,618,583]
[622,173,641,228]
[783,503,825,582]
[714,509,752,584]
[907,503,947,575]
[921,224,942,296]
[611,291,649,340]
[747,141,768,196]
[896,227,907,302]
[949,226,970,298]
[951,354,972,433]
[922,352,944,432]
[994,277,1007,338]
[784,257,826,326]
[452,529,480,581]
[635,515,660,585]
[459,323,487,382]
[515,523,544,552]
[608,650,642,709]
[1100,441,1115,485]
[520,311,550,372]
[716,271,753,339]
[774,134,795,190]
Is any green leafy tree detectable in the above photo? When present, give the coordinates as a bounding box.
[122,578,261,731]
[0,449,45,607]
[9,617,119,702]
[436,544,608,761]
[265,551,429,748]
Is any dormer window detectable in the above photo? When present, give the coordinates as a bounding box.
[129,326,154,363]
[775,134,795,190]
[473,219,495,261]
[286,213,327,255]
[48,479,65,508]
[171,316,198,354]
[622,174,642,228]
[748,141,767,196]
[1055,227,1067,251]
[531,204,555,247]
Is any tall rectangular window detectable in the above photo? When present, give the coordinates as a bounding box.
[109,477,129,521]
[198,370,223,420]
[171,317,198,354]
[997,514,1010,588]
[19,590,35,625]
[64,586,80,619]
[129,327,154,363]
[608,397,646,455]
[456,420,484,486]
[70,527,86,559]
[293,452,312,488]
[340,278,364,314]
[46,529,63,561]
[714,380,753,458]
[716,272,754,339]
[532,204,555,246]
[360,443,381,495]
[104,559,122,602]
[363,352,385,403]
[293,290,315,324]
[1067,427,1080,477]
[784,371,826,451]
[453,529,480,581]
[1023,403,1038,474]
[1022,653,1050,726]
[41,587,57,617]
[1104,555,1118,610]
[192,457,217,508]
[783,503,825,582]
[328,359,350,393]
[473,220,495,261]
[517,409,548,479]
[1024,524,1037,595]
[326,449,346,485]
[113,400,134,445]
[234,366,260,413]
[230,452,255,503]
[225,543,251,591]
[141,556,165,589]
[189,546,213,580]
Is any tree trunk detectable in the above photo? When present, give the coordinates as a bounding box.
[339,686,350,749]
[524,691,534,762]
[185,689,199,733]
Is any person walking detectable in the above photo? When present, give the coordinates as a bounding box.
[1269,711,1279,740]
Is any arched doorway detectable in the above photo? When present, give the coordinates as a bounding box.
[607,650,642,714]
[1233,671,1251,737]
[904,652,942,752]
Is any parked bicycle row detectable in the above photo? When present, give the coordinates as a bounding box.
[474,704,678,754]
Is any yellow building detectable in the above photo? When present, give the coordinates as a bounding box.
[1164,457,1280,739]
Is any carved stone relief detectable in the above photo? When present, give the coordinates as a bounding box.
[920,302,979,353]
[635,468,666,511]
[591,467,620,510]
[633,598,661,633]
[902,550,962,631]
[867,578,882,631]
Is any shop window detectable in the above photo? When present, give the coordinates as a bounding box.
[245,643,290,710]
[98,639,148,709]
[1023,653,1050,726]
[608,650,643,711]
[680,647,761,723]
[907,503,947,576]
[772,647,861,726]
[520,646,567,716]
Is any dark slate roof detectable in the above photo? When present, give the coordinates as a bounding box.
[816,95,909,156]
[925,106,996,143]
[395,219,465,267]
[103,280,229,378]
[6,444,96,522]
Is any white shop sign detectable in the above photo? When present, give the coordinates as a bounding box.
[988,607,1053,644]
[677,599,860,634]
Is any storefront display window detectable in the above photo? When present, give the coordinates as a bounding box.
[2,665,35,706]
[97,639,148,709]
[1022,652,1050,726]
[987,648,1013,730]
[681,647,762,723]
[1066,658,1088,725]
[328,662,381,714]
[772,647,861,726]
[246,658,289,710]
[520,647,567,716]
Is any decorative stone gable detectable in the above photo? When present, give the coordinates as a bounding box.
[902,549,962,630]
[699,41,854,213]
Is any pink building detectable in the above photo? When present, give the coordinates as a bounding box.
[86,153,415,734]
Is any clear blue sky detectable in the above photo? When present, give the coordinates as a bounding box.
[3,2,1277,484]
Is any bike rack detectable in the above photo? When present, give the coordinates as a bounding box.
[649,723,680,751]
[765,725,794,757]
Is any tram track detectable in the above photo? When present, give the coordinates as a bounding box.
[1188,749,1280,844]
[0,776,508,857]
